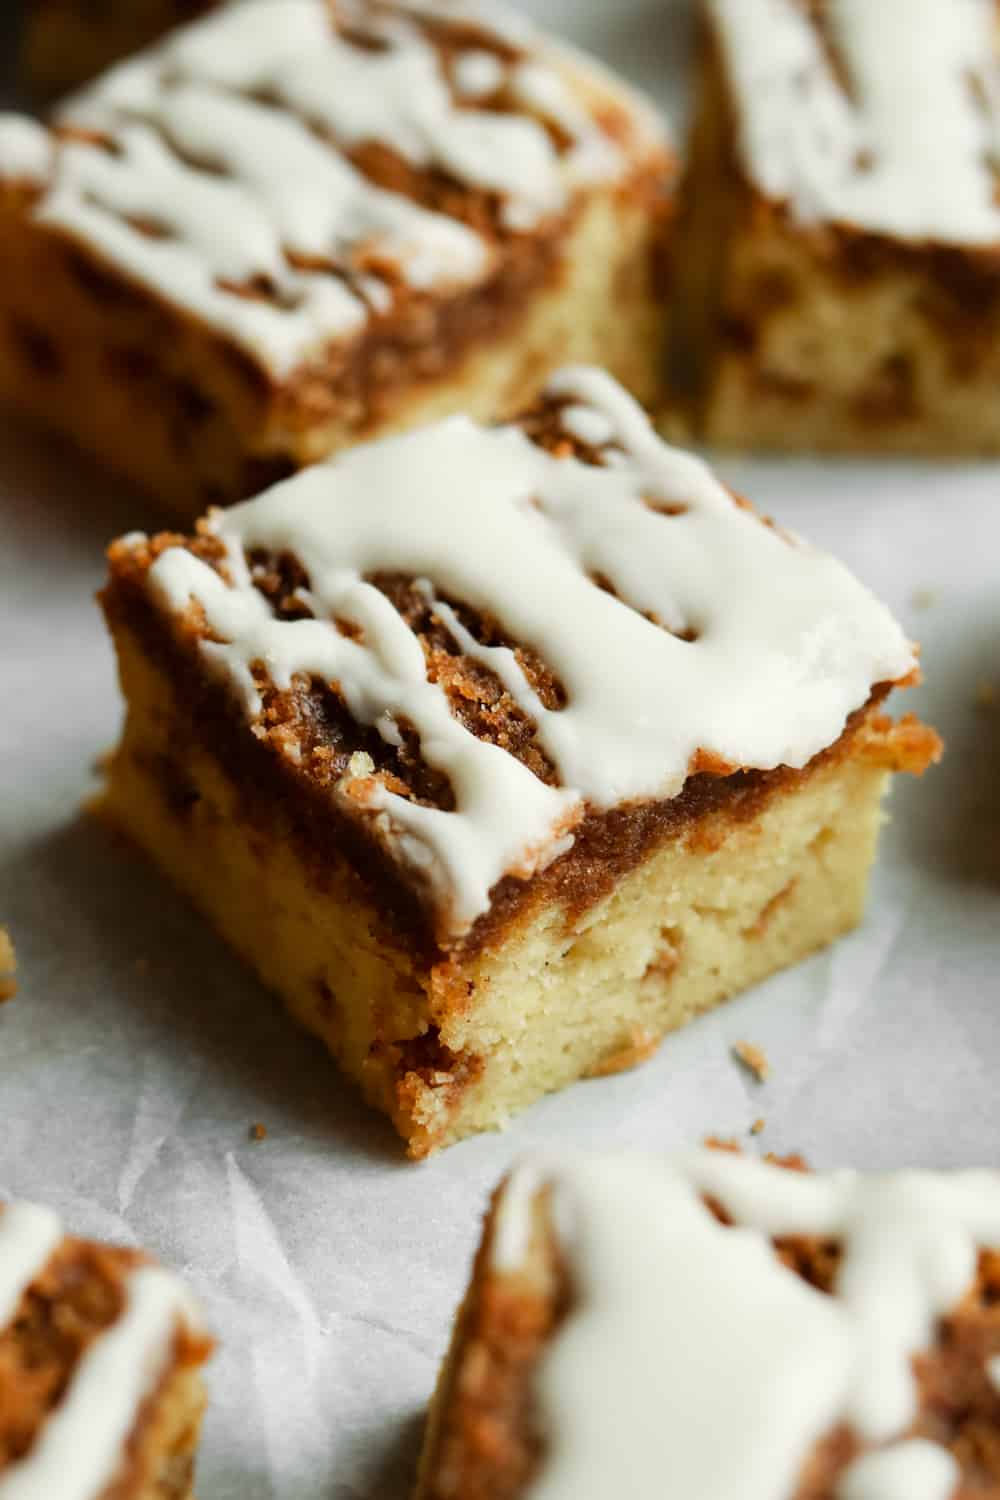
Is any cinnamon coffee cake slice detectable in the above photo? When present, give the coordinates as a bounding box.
[0,0,671,515]
[670,0,1000,453]
[0,1199,212,1498]
[418,1149,1000,1499]
[99,367,938,1157]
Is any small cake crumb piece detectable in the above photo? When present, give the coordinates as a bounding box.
[733,1040,771,1082]
[975,681,996,710]
[587,1026,661,1078]
[0,927,17,1002]
[750,1116,765,1136]
[910,588,936,612]
[250,1122,268,1142]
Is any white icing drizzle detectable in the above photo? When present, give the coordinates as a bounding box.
[0,116,53,184]
[494,1150,1000,1500]
[557,402,617,448]
[0,1202,203,1499]
[453,50,506,99]
[840,1441,959,1500]
[142,366,913,936]
[0,1203,62,1328]
[13,0,632,370]
[709,0,1000,244]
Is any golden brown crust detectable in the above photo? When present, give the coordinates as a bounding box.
[421,1153,1000,1500]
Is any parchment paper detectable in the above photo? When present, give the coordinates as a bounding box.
[1,2,999,1495]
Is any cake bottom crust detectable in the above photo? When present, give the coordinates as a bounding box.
[101,622,892,1157]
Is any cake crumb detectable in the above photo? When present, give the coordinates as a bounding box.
[910,587,936,611]
[750,1117,766,1136]
[733,1041,771,1082]
[250,1122,268,1142]
[975,680,996,710]
[0,928,16,1002]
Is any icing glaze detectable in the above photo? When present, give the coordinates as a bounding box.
[9,0,637,371]
[494,1150,1000,1500]
[0,1203,202,1498]
[453,50,507,99]
[709,0,1000,244]
[142,366,913,937]
[0,116,53,183]
[839,1442,959,1500]
[0,1203,61,1328]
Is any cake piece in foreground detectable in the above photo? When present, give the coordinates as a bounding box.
[99,367,938,1158]
[0,0,671,517]
[669,0,1000,453]
[418,1149,1000,1499]
[21,0,217,99]
[0,1199,211,1497]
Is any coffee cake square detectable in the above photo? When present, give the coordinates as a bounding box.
[418,1149,1000,1498]
[0,0,671,515]
[669,0,1000,453]
[99,367,937,1156]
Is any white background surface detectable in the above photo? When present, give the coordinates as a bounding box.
[1,3,999,1496]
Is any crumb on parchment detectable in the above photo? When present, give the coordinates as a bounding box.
[733,1040,771,1082]
[0,928,16,1002]
[250,1122,268,1142]
[750,1117,765,1136]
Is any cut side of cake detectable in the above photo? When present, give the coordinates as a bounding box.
[0,1199,212,1498]
[99,366,939,1158]
[21,0,217,99]
[669,0,1000,454]
[0,0,671,516]
[418,1148,1000,1500]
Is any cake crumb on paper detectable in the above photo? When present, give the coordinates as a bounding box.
[750,1116,766,1136]
[733,1041,771,1082]
[250,1122,268,1142]
[0,928,16,1002]
[910,587,936,611]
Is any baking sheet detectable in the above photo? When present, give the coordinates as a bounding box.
[1,2,1000,1495]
